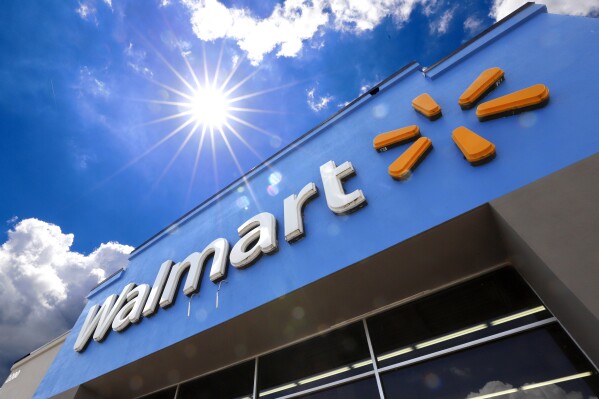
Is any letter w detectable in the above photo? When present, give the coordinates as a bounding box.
[73,283,134,352]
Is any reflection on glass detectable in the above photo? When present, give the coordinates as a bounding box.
[415,324,487,349]
[381,325,599,399]
[375,305,550,365]
[468,372,594,398]
[468,387,517,399]
[177,360,254,399]
[258,322,373,398]
[298,367,351,385]
[522,371,593,391]
[138,386,177,399]
[490,306,546,326]
[259,357,373,397]
[377,347,413,362]
[261,383,298,397]
[351,359,373,369]
[295,377,380,399]
[368,269,552,368]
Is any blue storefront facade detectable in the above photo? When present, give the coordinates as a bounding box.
[29,3,599,398]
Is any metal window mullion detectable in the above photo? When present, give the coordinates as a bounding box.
[173,384,180,399]
[253,356,259,399]
[363,319,386,399]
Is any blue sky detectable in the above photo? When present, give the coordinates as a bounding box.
[1,0,598,385]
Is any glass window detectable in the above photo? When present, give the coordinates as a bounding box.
[296,377,380,399]
[177,360,254,399]
[380,324,599,399]
[138,387,176,399]
[258,322,373,398]
[138,268,598,399]
[367,268,552,368]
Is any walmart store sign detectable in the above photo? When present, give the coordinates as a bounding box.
[74,160,366,352]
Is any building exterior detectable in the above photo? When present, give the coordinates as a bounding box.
[4,3,599,398]
[0,333,67,399]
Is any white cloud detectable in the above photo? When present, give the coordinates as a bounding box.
[467,380,595,399]
[0,219,132,381]
[490,0,599,21]
[307,86,334,112]
[124,43,154,78]
[463,16,483,35]
[182,0,329,65]
[5,216,18,225]
[75,0,113,23]
[429,6,456,35]
[180,0,438,65]
[76,2,97,21]
[179,0,599,65]
[329,0,429,32]
[73,151,96,170]
[77,66,110,98]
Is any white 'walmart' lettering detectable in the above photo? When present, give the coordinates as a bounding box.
[74,160,366,352]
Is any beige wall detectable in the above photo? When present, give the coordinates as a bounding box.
[0,332,67,399]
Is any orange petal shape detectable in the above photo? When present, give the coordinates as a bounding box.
[452,126,496,165]
[476,84,549,121]
[459,67,505,110]
[412,93,442,120]
[373,125,420,152]
[388,137,433,180]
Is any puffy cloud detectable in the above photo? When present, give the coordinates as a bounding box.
[181,0,599,65]
[182,0,329,65]
[329,0,442,31]
[306,86,334,112]
[0,218,132,382]
[490,0,599,21]
[429,6,456,35]
[180,0,437,65]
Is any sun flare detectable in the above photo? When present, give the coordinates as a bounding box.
[123,45,296,205]
[188,86,230,129]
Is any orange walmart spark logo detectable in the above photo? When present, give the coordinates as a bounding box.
[373,67,550,180]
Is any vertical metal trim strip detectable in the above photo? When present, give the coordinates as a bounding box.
[253,357,259,399]
[363,319,386,399]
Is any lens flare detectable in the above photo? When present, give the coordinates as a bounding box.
[189,87,229,129]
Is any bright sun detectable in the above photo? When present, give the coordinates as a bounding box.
[126,50,286,201]
[189,87,229,129]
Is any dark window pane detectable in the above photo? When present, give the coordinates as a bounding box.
[296,377,379,399]
[258,322,372,398]
[367,268,551,367]
[178,360,254,399]
[381,324,599,399]
[138,387,176,399]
